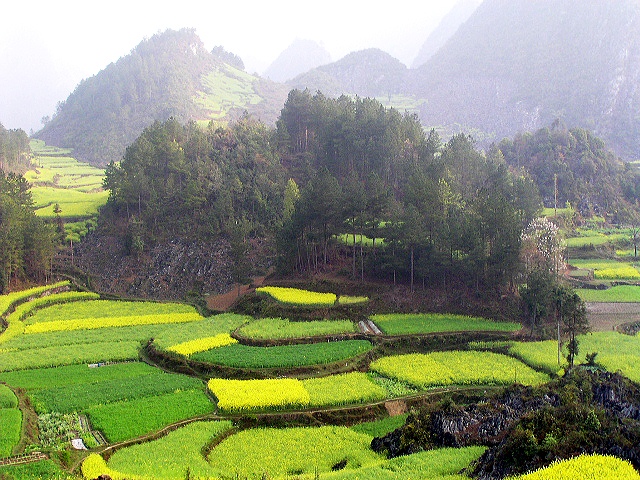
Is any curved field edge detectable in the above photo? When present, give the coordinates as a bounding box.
[83,422,486,480]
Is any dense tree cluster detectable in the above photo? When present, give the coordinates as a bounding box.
[103,90,542,292]
[0,123,30,173]
[276,90,541,291]
[0,171,57,292]
[103,116,286,246]
[101,89,640,296]
[499,122,640,217]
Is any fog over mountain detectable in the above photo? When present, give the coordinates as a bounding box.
[0,0,460,132]
[263,39,332,83]
[411,0,481,68]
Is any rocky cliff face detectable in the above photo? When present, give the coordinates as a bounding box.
[372,370,640,479]
[71,233,237,300]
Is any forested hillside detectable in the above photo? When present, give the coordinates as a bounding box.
[91,91,542,298]
[35,29,288,166]
[498,123,640,217]
[289,49,408,98]
[0,124,30,173]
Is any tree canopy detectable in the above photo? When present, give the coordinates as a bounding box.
[0,170,57,292]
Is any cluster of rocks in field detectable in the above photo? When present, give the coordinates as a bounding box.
[372,370,640,479]
[71,233,237,300]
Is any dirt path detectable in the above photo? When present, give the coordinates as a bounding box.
[586,302,640,331]
[206,275,267,311]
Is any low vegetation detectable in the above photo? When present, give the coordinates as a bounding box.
[371,313,521,335]
[237,317,357,339]
[190,339,373,368]
[256,286,338,306]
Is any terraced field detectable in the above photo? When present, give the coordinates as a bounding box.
[1,282,638,479]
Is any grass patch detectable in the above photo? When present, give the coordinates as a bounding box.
[370,351,549,388]
[237,317,356,340]
[87,389,215,443]
[104,421,233,479]
[303,372,387,407]
[576,285,640,302]
[191,340,373,368]
[206,426,383,478]
[371,313,521,335]
[0,408,22,457]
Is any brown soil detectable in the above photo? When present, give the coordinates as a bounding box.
[206,275,267,312]
[586,302,640,331]
[385,400,407,417]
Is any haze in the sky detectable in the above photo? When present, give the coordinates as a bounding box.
[1,0,466,133]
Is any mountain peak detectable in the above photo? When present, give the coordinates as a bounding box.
[263,39,331,83]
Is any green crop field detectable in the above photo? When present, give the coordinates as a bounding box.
[195,64,263,120]
[0,459,76,479]
[26,299,197,323]
[0,408,22,457]
[370,351,549,388]
[514,453,640,480]
[4,282,640,479]
[207,426,383,478]
[0,362,157,390]
[0,340,141,372]
[30,369,204,414]
[370,313,521,335]
[87,389,215,443]
[350,413,408,438]
[510,332,640,382]
[304,372,387,407]
[568,258,640,280]
[153,313,249,349]
[209,372,393,413]
[167,333,238,356]
[0,384,18,408]
[324,446,487,480]
[98,421,233,479]
[576,285,640,302]
[190,339,373,368]
[25,140,107,241]
[237,317,356,339]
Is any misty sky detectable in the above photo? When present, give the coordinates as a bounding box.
[1,0,463,133]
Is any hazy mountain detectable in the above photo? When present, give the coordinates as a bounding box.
[411,0,640,158]
[35,29,288,165]
[263,39,331,83]
[411,0,481,68]
[289,48,408,97]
